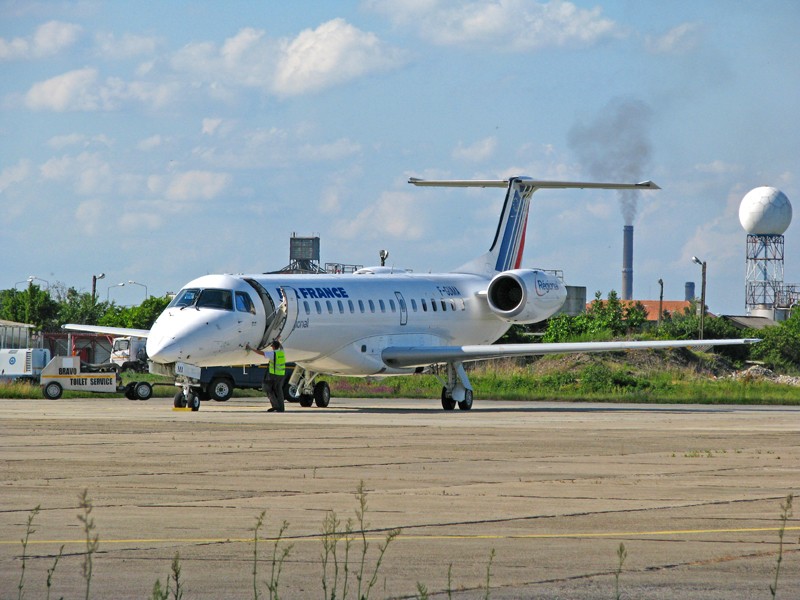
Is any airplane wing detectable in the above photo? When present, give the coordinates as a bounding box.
[381,338,759,369]
[62,324,150,338]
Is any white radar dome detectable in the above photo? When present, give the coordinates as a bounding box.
[739,186,792,235]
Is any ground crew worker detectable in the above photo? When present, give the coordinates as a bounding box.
[246,340,286,412]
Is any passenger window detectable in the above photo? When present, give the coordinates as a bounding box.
[431,299,437,312]
[348,300,355,313]
[326,300,333,314]
[459,298,466,310]
[410,299,417,311]
[421,299,427,312]
[315,301,322,314]
[303,301,310,315]
[441,300,447,311]
[368,300,375,313]
[337,300,344,313]
[389,299,396,312]
[379,300,386,313]
[236,292,256,313]
[358,300,365,313]
[450,299,456,311]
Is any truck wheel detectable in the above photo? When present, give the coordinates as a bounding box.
[43,382,63,400]
[208,377,233,401]
[313,381,331,408]
[134,382,152,400]
[173,390,187,408]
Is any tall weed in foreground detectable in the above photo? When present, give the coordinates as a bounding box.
[321,480,401,600]
[770,493,794,599]
[614,542,627,600]
[77,490,99,600]
[150,552,184,600]
[17,505,40,600]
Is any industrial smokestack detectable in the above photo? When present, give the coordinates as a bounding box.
[622,225,633,300]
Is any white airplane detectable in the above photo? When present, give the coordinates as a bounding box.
[65,176,758,410]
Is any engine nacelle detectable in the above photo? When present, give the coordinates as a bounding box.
[486,269,567,324]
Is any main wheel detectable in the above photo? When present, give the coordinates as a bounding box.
[134,381,152,400]
[441,387,456,410]
[189,394,201,411]
[43,381,63,400]
[313,381,330,408]
[299,394,314,407]
[173,390,188,408]
[208,377,233,401]
[458,389,473,411]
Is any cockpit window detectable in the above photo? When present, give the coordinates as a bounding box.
[235,291,256,314]
[168,288,233,310]
[169,288,200,308]
[196,289,233,310]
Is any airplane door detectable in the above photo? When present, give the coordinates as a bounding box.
[262,286,299,344]
[395,291,408,326]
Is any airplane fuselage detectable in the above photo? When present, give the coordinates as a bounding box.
[145,268,566,375]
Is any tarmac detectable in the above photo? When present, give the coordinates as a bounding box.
[1,395,799,599]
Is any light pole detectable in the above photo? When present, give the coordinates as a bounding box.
[107,282,125,301]
[657,278,664,328]
[127,280,148,301]
[691,256,706,340]
[92,273,105,303]
[27,275,50,289]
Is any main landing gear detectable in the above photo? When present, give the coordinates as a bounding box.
[437,362,473,411]
[285,366,331,408]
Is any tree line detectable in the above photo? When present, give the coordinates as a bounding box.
[2,285,798,374]
[0,283,170,332]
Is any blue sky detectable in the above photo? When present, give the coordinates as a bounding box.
[1,0,798,314]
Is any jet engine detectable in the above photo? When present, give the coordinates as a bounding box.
[486,269,567,324]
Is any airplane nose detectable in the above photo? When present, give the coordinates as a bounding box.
[146,336,182,364]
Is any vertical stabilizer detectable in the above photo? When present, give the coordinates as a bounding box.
[455,177,535,275]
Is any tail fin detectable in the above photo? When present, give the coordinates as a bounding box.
[408,177,659,277]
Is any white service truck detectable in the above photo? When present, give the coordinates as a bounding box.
[110,336,148,372]
[39,355,153,400]
[0,348,51,383]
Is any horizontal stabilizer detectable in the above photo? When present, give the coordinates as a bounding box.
[382,338,759,369]
[408,177,660,190]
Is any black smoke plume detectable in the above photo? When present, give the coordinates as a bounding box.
[567,97,653,225]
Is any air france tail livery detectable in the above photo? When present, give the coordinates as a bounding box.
[65,177,758,410]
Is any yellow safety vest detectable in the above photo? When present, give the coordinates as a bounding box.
[268,349,285,376]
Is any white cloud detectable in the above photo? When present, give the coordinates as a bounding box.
[0,159,31,192]
[694,160,741,175]
[333,191,425,241]
[645,22,702,55]
[273,18,406,96]
[25,68,101,111]
[452,137,497,162]
[202,118,224,135]
[367,0,620,51]
[24,68,179,111]
[0,20,82,60]
[137,135,163,151]
[39,152,114,195]
[164,170,230,202]
[94,32,159,60]
[297,138,361,161]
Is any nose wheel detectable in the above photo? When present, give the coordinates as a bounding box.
[173,385,200,411]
